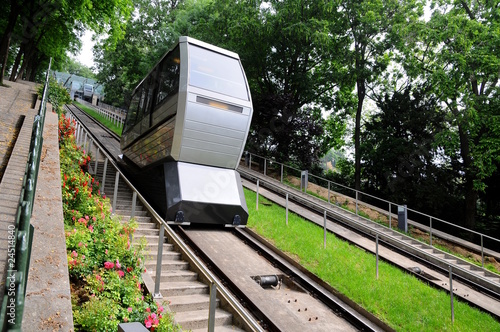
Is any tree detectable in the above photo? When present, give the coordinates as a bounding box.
[399,0,500,229]
[338,0,424,191]
[174,0,349,168]
[360,86,460,218]
[95,0,181,106]
[0,0,133,85]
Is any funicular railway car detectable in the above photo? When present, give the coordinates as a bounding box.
[120,36,253,226]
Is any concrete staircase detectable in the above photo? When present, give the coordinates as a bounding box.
[91,159,245,331]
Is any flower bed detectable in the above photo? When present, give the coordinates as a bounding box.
[59,115,180,331]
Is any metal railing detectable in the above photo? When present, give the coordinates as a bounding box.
[75,98,125,128]
[1,59,52,331]
[67,111,263,332]
[242,152,500,266]
[248,173,482,323]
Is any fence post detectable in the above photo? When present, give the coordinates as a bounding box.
[355,191,359,215]
[281,164,284,183]
[430,217,433,246]
[481,235,484,268]
[328,181,331,204]
[376,234,379,279]
[249,154,252,170]
[264,158,266,176]
[131,191,137,219]
[154,223,165,299]
[286,193,289,226]
[323,210,327,249]
[102,158,108,193]
[256,179,259,211]
[208,283,217,332]
[94,147,100,175]
[449,266,454,323]
[112,171,119,213]
[389,202,392,229]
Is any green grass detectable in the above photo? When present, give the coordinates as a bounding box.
[244,188,500,331]
[284,178,500,275]
[73,101,123,137]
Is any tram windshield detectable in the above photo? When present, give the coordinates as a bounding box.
[188,45,249,101]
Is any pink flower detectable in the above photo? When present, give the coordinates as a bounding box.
[78,242,83,247]
[117,270,125,278]
[146,307,151,313]
[71,250,78,258]
[157,306,164,313]
[104,261,114,269]
[145,320,152,328]
[88,225,94,232]
[127,307,132,312]
[115,259,121,269]
[105,249,108,255]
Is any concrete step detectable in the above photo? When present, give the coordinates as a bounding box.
[146,260,189,271]
[136,222,158,229]
[145,250,182,262]
[122,216,152,224]
[116,209,148,217]
[150,270,199,283]
[191,326,245,332]
[160,281,208,297]
[135,226,159,235]
[168,294,217,312]
[140,242,176,253]
[175,308,232,330]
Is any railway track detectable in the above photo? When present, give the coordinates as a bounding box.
[237,168,500,318]
[64,103,386,331]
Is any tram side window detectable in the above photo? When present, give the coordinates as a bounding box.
[124,88,142,133]
[188,45,249,101]
[155,46,180,109]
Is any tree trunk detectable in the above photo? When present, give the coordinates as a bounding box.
[457,121,476,230]
[354,76,365,192]
[0,0,23,85]
[9,43,24,81]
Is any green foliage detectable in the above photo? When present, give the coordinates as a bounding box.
[59,114,179,331]
[74,297,121,332]
[38,76,72,114]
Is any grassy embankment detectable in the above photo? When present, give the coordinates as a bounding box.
[73,101,123,137]
[244,188,500,331]
[283,178,500,275]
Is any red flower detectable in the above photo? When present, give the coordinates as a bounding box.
[104,261,114,269]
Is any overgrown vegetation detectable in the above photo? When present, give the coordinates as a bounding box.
[37,77,72,114]
[59,115,180,331]
[244,188,500,331]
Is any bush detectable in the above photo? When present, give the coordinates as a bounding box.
[38,76,72,114]
[59,115,180,331]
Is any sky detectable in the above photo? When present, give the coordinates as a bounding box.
[76,30,95,69]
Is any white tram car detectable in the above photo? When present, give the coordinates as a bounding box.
[121,36,253,226]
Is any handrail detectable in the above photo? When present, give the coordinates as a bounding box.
[1,58,52,331]
[243,151,500,264]
[66,109,263,332]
